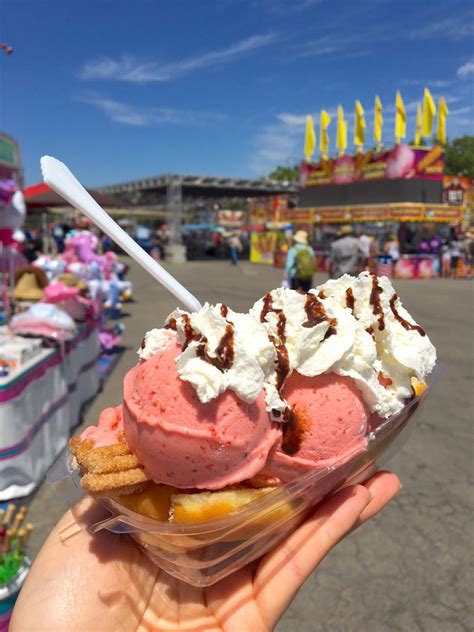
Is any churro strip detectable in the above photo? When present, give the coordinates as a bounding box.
[69,433,150,496]
[70,436,135,471]
[82,469,150,496]
[81,453,141,474]
[70,436,94,465]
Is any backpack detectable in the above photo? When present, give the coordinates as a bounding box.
[295,246,315,279]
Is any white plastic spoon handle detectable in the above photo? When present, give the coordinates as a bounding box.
[40,156,202,312]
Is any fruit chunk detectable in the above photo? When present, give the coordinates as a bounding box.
[171,488,279,524]
[116,484,177,521]
[411,376,427,397]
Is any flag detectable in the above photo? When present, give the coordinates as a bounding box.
[436,97,448,144]
[395,91,406,141]
[336,106,347,155]
[354,100,366,148]
[414,103,423,145]
[374,96,383,145]
[320,110,331,156]
[422,88,436,137]
[304,115,316,161]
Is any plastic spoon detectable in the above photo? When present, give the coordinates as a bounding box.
[40,156,202,312]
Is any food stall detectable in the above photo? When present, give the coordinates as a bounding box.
[296,143,471,278]
[248,196,294,266]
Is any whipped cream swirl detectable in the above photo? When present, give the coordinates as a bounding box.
[138,272,436,419]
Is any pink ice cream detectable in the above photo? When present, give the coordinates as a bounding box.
[122,343,281,490]
[263,373,369,481]
[81,405,124,447]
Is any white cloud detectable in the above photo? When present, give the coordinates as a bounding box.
[295,34,369,59]
[80,96,226,126]
[401,79,453,88]
[276,113,308,126]
[457,59,474,79]
[408,13,474,40]
[80,33,275,83]
[249,119,302,175]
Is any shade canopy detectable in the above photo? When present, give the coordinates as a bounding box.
[24,182,124,209]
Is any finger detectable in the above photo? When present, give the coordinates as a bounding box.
[254,484,372,624]
[355,471,401,526]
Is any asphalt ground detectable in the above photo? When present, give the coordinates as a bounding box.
[23,259,473,631]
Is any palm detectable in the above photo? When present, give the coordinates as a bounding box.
[12,472,399,631]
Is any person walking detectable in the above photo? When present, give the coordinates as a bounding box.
[329,225,362,279]
[285,230,315,291]
[440,240,451,278]
[449,236,462,279]
[463,231,472,279]
[384,233,400,263]
[228,232,243,266]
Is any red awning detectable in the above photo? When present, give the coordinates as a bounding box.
[24,183,124,209]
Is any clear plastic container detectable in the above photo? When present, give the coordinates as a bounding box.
[49,391,426,586]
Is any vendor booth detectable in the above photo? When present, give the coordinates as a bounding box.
[0,181,132,500]
[280,202,467,278]
[248,196,296,266]
[0,322,100,500]
[295,140,470,278]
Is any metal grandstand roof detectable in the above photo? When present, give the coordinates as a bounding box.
[97,173,298,195]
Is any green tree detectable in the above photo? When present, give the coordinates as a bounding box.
[267,165,299,182]
[444,136,474,177]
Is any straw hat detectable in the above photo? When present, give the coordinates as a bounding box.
[14,266,49,289]
[14,272,45,301]
[57,273,88,292]
[294,230,309,244]
[339,225,353,236]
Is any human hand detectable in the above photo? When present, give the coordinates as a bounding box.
[11,471,400,631]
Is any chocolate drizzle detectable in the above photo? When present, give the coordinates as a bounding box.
[260,292,282,322]
[259,293,291,394]
[389,293,426,336]
[270,335,290,392]
[214,324,235,369]
[181,314,201,350]
[323,323,337,339]
[269,314,289,393]
[281,407,308,455]
[196,324,235,371]
[182,312,236,371]
[302,293,327,327]
[164,317,177,331]
[276,312,287,342]
[302,292,338,337]
[220,304,229,319]
[370,274,385,331]
[345,287,355,311]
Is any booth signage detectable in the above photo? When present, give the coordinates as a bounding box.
[300,145,445,187]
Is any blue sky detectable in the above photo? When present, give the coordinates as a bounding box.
[1,0,473,186]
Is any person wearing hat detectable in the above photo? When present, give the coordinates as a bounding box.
[329,225,363,279]
[285,230,315,291]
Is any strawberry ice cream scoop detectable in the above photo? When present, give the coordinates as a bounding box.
[123,343,281,490]
[263,373,369,481]
[80,405,124,447]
